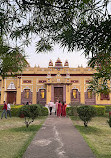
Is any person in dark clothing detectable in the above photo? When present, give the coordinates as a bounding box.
[1,101,7,119]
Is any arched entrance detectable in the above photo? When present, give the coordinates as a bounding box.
[7,91,16,104]
[54,87,63,103]
[51,84,66,103]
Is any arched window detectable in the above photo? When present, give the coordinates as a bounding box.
[87,90,92,99]
[73,89,77,99]
[41,89,45,99]
[25,89,30,99]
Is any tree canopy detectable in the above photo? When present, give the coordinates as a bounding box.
[0,37,29,79]
[0,0,111,93]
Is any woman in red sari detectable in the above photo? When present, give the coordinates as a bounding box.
[57,101,61,117]
[62,102,67,117]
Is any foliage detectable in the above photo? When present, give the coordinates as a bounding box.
[19,104,48,127]
[66,107,72,116]
[0,0,111,93]
[41,107,48,116]
[92,105,106,116]
[104,105,111,113]
[66,106,79,118]
[19,104,40,127]
[77,105,96,127]
[11,105,23,116]
[0,37,28,78]
[107,117,111,127]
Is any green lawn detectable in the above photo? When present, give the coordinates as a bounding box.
[0,115,46,158]
[71,115,111,158]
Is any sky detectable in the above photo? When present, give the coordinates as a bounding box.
[25,43,88,68]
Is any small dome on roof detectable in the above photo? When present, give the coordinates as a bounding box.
[64,60,69,67]
[49,59,53,67]
[55,58,63,67]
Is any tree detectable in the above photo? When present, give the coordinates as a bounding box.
[19,104,41,128]
[0,37,29,79]
[0,0,111,93]
[77,105,96,127]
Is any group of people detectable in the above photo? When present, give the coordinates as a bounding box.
[48,100,67,117]
[1,101,11,119]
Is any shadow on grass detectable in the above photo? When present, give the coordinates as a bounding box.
[75,125,100,135]
[10,124,42,133]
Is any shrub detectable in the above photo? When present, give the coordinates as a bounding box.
[104,105,111,113]
[41,107,48,116]
[92,105,106,116]
[19,104,41,127]
[66,106,79,117]
[77,105,96,127]
[11,105,23,116]
[66,107,72,116]
[107,117,111,127]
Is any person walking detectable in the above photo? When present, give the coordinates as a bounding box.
[55,100,58,115]
[1,101,7,119]
[7,103,11,118]
[57,101,62,117]
[48,100,54,115]
[62,102,67,117]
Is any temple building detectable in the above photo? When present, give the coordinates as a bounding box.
[0,58,111,105]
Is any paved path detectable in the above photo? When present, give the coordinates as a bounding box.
[23,115,95,158]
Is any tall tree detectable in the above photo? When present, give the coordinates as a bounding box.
[0,37,29,79]
[0,0,111,93]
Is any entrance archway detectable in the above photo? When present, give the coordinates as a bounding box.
[54,87,63,103]
[7,91,16,104]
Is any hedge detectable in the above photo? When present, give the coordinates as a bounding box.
[92,105,106,116]
[11,105,23,116]
[41,107,48,116]
[66,105,106,117]
[66,106,78,116]
[0,104,48,117]
[104,105,111,113]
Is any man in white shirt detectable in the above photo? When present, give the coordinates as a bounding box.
[48,100,54,115]
[7,103,11,117]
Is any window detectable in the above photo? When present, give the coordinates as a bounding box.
[100,93,110,100]
[73,89,77,99]
[25,89,30,99]
[41,89,45,99]
[87,90,92,99]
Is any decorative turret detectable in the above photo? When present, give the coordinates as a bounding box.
[48,59,53,67]
[64,60,69,67]
[55,58,63,68]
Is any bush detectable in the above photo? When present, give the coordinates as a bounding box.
[92,105,106,116]
[19,104,41,127]
[77,105,96,127]
[107,117,111,127]
[66,106,78,117]
[66,107,72,116]
[41,107,48,116]
[104,105,111,113]
[11,105,23,116]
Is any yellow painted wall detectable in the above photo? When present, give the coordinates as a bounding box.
[46,85,51,104]
[80,77,85,104]
[66,85,71,104]
[32,77,37,104]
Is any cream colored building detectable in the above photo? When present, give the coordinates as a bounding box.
[0,58,111,105]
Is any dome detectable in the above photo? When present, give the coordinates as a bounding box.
[55,58,63,67]
[49,59,53,67]
[64,60,69,67]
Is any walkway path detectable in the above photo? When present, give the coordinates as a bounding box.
[23,115,95,158]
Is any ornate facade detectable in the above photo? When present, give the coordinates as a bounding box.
[0,58,111,105]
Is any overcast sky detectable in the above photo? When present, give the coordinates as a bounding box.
[25,43,88,68]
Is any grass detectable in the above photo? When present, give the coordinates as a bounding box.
[71,115,111,158]
[0,115,47,158]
